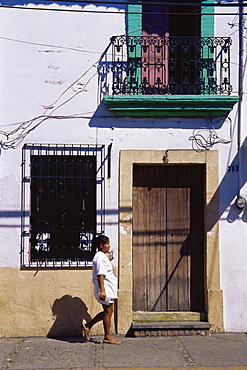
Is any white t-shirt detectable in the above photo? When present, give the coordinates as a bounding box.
[92,251,118,304]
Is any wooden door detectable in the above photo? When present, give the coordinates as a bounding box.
[132,165,205,312]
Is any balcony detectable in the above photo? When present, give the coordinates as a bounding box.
[103,35,238,117]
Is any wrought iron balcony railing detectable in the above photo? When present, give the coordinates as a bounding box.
[109,35,233,95]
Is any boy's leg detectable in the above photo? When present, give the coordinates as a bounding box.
[83,311,104,340]
[102,304,121,344]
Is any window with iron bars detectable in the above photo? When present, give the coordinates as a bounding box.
[21,144,106,268]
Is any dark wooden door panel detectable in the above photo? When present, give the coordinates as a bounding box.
[166,186,190,311]
[133,166,168,311]
[147,179,167,311]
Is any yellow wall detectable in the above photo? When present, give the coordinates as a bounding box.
[0,268,109,337]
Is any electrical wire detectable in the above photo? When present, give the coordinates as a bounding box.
[1,31,245,149]
[188,125,232,151]
[0,53,102,149]
[0,3,245,149]
[0,36,102,54]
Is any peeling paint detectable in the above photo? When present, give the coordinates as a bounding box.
[163,150,169,163]
[48,65,60,70]
[121,213,132,222]
[43,105,54,109]
[45,80,64,85]
[120,212,132,235]
[38,50,62,53]
[120,225,127,235]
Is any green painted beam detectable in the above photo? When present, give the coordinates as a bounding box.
[104,94,238,117]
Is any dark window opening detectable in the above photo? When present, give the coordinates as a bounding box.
[142,0,201,37]
[30,155,96,262]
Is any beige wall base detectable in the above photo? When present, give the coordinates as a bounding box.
[207,289,224,332]
[117,290,133,335]
[0,267,110,337]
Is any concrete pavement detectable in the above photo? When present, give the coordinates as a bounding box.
[0,332,247,369]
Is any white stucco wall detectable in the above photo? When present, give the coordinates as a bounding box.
[0,2,247,334]
[215,5,247,332]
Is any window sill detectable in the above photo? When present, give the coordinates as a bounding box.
[103,95,238,117]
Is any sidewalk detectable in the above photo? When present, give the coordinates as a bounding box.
[1,332,247,370]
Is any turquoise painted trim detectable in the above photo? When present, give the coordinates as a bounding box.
[128,0,142,37]
[128,1,142,87]
[104,95,238,117]
[201,0,214,38]
[201,0,215,87]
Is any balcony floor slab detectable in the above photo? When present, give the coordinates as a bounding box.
[104,94,238,117]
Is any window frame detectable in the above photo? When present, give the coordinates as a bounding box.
[127,0,214,39]
[21,144,106,268]
[126,0,214,95]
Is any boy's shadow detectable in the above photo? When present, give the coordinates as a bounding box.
[47,295,91,342]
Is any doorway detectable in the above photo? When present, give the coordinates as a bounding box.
[132,165,205,312]
[118,150,223,334]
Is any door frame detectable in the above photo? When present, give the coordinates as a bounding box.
[117,150,223,334]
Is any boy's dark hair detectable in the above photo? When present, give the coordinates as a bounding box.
[93,235,109,250]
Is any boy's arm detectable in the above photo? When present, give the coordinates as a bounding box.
[98,275,106,300]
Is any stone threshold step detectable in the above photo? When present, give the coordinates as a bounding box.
[133,311,207,322]
[132,321,211,336]
[132,320,211,330]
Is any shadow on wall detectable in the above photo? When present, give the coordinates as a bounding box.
[207,135,247,229]
[47,295,91,338]
[89,101,227,129]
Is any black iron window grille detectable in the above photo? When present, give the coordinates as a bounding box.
[21,144,105,268]
[109,35,233,95]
